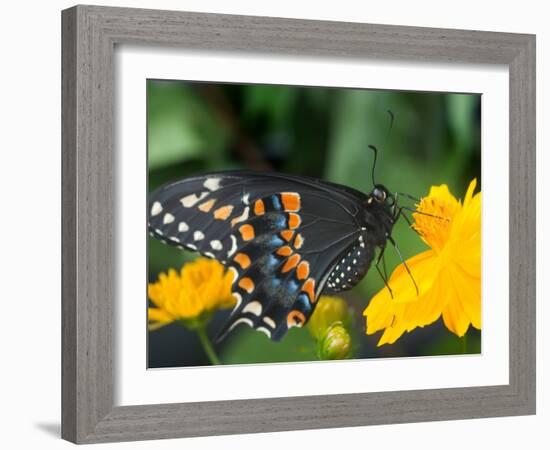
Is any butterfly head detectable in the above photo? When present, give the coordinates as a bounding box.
[368,184,394,207]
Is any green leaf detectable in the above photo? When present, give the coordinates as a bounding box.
[147,80,230,170]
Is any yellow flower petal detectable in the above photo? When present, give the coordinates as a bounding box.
[441,290,470,337]
[449,264,481,329]
[147,307,174,330]
[378,322,407,346]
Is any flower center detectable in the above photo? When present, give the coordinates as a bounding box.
[413,196,457,252]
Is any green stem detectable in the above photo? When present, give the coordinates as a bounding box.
[197,326,221,365]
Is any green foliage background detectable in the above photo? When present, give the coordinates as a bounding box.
[147,80,481,368]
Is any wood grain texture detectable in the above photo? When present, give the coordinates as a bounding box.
[61,7,77,443]
[61,4,536,444]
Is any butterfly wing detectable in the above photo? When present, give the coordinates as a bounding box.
[148,171,367,341]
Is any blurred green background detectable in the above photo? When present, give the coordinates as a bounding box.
[147,79,481,368]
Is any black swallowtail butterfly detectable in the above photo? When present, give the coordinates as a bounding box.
[148,148,415,341]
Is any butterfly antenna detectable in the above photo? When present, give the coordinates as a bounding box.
[367,144,378,186]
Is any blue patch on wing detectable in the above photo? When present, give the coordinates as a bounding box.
[296,293,313,314]
[271,194,282,210]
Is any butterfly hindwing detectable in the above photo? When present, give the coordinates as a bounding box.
[148,171,367,341]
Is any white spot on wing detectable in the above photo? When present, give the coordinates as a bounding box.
[242,193,250,205]
[163,213,175,224]
[210,240,223,251]
[229,317,253,332]
[178,222,189,232]
[194,231,205,241]
[203,177,221,191]
[151,201,162,216]
[263,317,276,328]
[232,292,243,311]
[242,301,262,316]
[228,267,238,284]
[186,243,197,251]
[169,236,180,243]
[180,192,208,207]
[227,235,237,257]
[232,206,249,225]
[256,327,271,338]
[204,252,215,259]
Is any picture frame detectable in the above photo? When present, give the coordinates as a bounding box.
[61,4,536,444]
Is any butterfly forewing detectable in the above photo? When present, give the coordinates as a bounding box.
[148,171,368,341]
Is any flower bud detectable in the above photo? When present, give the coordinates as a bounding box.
[307,295,353,340]
[318,322,352,360]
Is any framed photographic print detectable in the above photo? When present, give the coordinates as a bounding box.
[61,5,536,444]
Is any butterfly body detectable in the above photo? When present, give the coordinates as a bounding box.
[148,170,395,341]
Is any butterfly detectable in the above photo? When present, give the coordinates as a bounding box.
[147,148,413,341]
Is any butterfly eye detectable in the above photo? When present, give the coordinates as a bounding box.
[372,187,387,203]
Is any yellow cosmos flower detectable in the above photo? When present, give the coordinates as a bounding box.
[363,179,481,345]
[148,258,235,330]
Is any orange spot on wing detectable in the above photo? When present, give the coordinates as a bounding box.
[296,261,310,280]
[233,253,251,269]
[293,233,304,249]
[282,253,301,273]
[238,277,255,294]
[214,205,233,220]
[281,193,301,212]
[288,213,301,229]
[302,278,316,303]
[287,310,306,328]
[254,199,265,216]
[276,246,293,257]
[280,230,295,242]
[239,224,255,241]
[198,198,216,212]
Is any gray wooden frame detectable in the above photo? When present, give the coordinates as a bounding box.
[61,4,536,444]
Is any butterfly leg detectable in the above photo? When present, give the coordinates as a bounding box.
[374,245,393,298]
[375,264,393,298]
[393,191,447,225]
[387,236,419,296]
[392,205,427,241]
[382,250,390,282]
